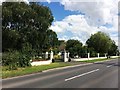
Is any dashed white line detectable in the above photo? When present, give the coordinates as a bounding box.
[106,65,113,67]
[65,69,99,81]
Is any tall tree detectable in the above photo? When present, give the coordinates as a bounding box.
[86,31,113,54]
[2,2,54,68]
[2,2,54,52]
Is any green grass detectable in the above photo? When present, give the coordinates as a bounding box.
[2,63,74,79]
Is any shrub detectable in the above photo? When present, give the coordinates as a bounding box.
[2,50,20,70]
[53,55,61,60]
[2,50,32,70]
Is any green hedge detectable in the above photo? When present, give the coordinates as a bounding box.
[2,50,31,70]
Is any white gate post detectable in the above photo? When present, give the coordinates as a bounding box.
[50,51,53,61]
[67,52,70,58]
[45,52,48,59]
[98,53,99,58]
[64,50,68,62]
[64,51,66,62]
[105,53,107,57]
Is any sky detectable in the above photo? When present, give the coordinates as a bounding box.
[1,0,120,48]
[40,0,119,46]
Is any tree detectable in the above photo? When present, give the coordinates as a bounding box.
[58,40,66,51]
[2,2,54,68]
[44,29,59,51]
[66,39,83,58]
[86,31,112,54]
[80,46,87,58]
[108,40,118,56]
[2,2,54,52]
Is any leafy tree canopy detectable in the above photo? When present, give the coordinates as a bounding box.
[2,2,54,52]
[66,39,83,57]
[86,31,115,54]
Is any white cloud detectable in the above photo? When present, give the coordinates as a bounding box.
[50,15,99,44]
[61,0,118,26]
[50,14,118,45]
[50,0,119,46]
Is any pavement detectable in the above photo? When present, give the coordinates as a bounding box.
[2,58,119,89]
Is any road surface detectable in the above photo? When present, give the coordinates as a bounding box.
[2,58,119,89]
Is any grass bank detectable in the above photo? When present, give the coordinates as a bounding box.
[2,62,80,79]
[2,57,119,79]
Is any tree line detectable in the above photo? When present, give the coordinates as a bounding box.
[2,2,119,70]
[66,32,119,58]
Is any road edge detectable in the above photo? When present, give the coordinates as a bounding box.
[2,58,117,80]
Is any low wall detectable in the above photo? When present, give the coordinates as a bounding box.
[72,56,119,61]
[31,60,52,66]
[111,56,119,58]
[72,57,107,61]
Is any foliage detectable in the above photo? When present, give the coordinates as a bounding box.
[2,47,32,70]
[86,31,113,53]
[2,2,54,52]
[53,55,61,60]
[80,46,88,58]
[66,39,82,58]
[108,40,118,56]
[2,50,20,70]
[2,2,55,68]
[43,29,59,51]
[58,40,66,51]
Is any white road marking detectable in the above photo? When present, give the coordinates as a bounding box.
[106,65,113,67]
[65,69,99,81]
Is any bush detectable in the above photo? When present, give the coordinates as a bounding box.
[18,53,31,67]
[53,55,61,60]
[2,50,20,70]
[2,50,31,70]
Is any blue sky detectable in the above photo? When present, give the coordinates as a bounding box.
[40,2,82,21]
[38,1,118,46]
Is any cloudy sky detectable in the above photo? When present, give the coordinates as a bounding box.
[41,0,119,46]
[1,0,119,46]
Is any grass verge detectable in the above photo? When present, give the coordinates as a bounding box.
[2,63,77,79]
